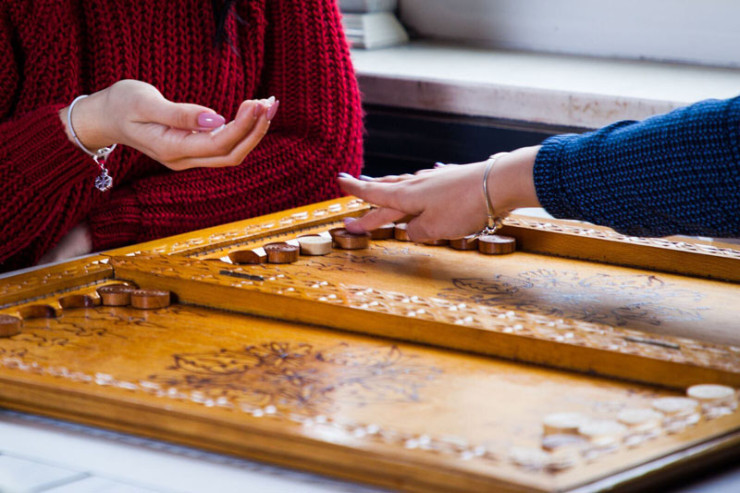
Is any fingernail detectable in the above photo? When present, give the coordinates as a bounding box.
[337,172,354,179]
[266,96,276,105]
[252,104,263,118]
[266,99,280,121]
[434,162,447,168]
[344,217,365,233]
[359,175,375,181]
[197,112,225,129]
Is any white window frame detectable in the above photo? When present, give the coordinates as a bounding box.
[398,0,740,68]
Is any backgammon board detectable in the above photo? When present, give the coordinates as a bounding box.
[1,197,739,492]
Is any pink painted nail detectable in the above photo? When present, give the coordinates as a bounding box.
[266,99,280,121]
[337,172,354,179]
[197,112,225,129]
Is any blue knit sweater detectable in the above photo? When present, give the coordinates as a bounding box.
[534,97,740,238]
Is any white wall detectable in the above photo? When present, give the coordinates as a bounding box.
[398,0,740,67]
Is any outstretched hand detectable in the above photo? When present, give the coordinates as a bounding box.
[338,146,541,242]
[338,162,493,242]
[60,79,279,171]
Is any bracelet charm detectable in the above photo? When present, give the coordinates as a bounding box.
[92,152,114,192]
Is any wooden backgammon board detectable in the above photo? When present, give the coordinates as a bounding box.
[1,196,739,492]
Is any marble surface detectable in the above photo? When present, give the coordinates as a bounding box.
[352,41,740,128]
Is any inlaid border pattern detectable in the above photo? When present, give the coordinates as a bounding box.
[109,198,368,258]
[504,217,740,259]
[0,258,112,308]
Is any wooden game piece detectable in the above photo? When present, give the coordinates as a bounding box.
[97,284,137,306]
[0,314,21,337]
[577,420,626,446]
[394,223,410,241]
[541,433,587,450]
[508,446,552,470]
[18,304,58,319]
[297,236,332,256]
[449,235,479,251]
[263,242,300,263]
[687,384,738,417]
[478,234,516,255]
[652,397,699,417]
[59,294,98,309]
[207,256,230,263]
[130,289,171,310]
[331,228,371,250]
[546,451,578,471]
[229,247,267,265]
[422,238,449,246]
[369,223,395,240]
[617,408,663,431]
[542,412,586,435]
[686,384,736,404]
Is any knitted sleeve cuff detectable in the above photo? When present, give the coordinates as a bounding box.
[4,104,100,188]
[532,133,581,220]
[87,186,142,251]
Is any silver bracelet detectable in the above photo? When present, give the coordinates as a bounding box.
[67,95,117,192]
[481,152,508,235]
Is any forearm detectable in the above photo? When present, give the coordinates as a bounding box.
[489,146,541,213]
[57,90,118,151]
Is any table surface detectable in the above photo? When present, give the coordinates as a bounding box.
[0,409,387,493]
[1,408,739,493]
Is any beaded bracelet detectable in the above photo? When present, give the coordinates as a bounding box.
[481,152,509,235]
[67,95,117,192]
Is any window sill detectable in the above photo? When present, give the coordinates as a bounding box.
[351,41,740,129]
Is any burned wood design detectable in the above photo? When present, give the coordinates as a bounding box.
[148,342,442,413]
[439,270,707,328]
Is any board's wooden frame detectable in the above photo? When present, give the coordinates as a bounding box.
[1,197,738,493]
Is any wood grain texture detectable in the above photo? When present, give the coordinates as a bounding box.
[103,197,369,258]
[0,256,112,307]
[1,301,738,493]
[499,216,740,282]
[110,243,740,388]
[0,198,738,492]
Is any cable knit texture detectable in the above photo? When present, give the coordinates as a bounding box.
[534,97,740,238]
[0,0,363,271]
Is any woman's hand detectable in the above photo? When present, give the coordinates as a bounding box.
[338,146,542,242]
[59,80,278,171]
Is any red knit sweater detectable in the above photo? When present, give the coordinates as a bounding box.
[0,0,363,271]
